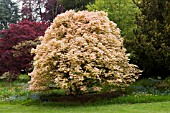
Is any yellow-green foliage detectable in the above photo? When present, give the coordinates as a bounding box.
[29,10,142,94]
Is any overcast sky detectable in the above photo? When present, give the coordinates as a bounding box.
[12,0,18,2]
[12,0,22,9]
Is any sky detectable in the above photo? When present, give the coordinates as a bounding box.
[12,0,19,2]
[12,0,22,9]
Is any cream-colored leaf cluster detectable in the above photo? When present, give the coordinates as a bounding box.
[29,10,142,93]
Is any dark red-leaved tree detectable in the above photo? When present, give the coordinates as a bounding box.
[0,20,49,80]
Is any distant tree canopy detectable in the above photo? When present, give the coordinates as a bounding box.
[61,0,95,11]
[129,0,170,78]
[20,0,65,21]
[19,0,94,22]
[0,0,20,30]
[43,0,65,21]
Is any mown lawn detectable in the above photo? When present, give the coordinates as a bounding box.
[0,74,170,113]
[0,101,170,113]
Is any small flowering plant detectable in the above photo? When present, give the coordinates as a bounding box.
[29,10,142,94]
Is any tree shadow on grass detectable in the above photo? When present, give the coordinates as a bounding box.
[36,91,124,106]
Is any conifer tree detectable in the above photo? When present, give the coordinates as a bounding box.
[130,0,170,78]
[0,0,19,30]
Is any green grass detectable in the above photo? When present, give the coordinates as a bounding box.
[0,74,170,113]
[0,101,170,113]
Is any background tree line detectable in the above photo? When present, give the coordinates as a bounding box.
[0,0,169,80]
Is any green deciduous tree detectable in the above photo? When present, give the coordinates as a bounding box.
[0,0,19,30]
[129,0,170,78]
[87,0,140,38]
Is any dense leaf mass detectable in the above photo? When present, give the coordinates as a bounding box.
[29,10,141,94]
[130,0,170,78]
[0,20,49,79]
